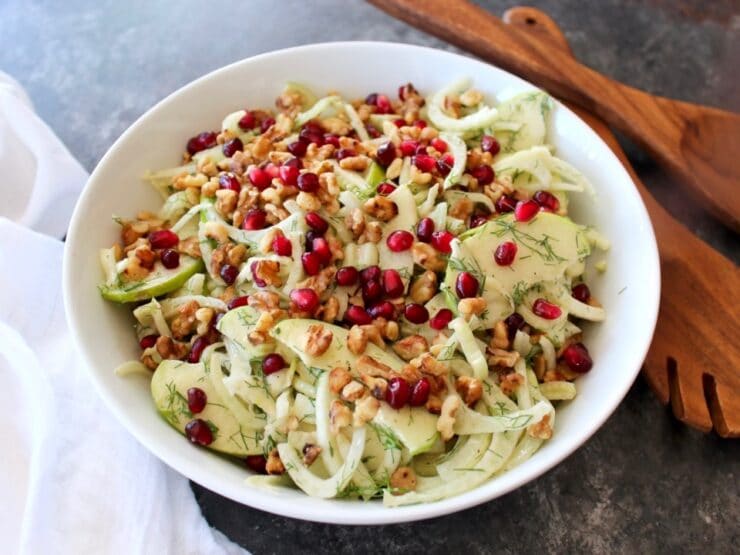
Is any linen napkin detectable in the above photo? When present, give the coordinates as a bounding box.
[0,70,247,555]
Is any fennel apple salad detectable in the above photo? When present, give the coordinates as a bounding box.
[99,80,609,507]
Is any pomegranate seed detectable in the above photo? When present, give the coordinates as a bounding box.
[148,229,179,249]
[412,154,436,173]
[382,269,405,297]
[187,387,207,413]
[250,261,266,288]
[505,312,525,339]
[397,85,408,101]
[279,163,299,186]
[431,138,448,153]
[287,140,307,157]
[409,377,431,406]
[290,288,319,312]
[188,337,210,363]
[304,230,319,251]
[470,214,489,228]
[245,455,267,474]
[368,300,395,320]
[262,353,286,375]
[375,94,392,114]
[430,230,454,254]
[222,137,243,157]
[296,172,319,193]
[247,167,272,190]
[312,237,332,264]
[242,209,267,230]
[323,133,341,148]
[336,148,356,161]
[366,124,381,139]
[184,419,213,446]
[220,264,238,285]
[386,377,411,409]
[532,298,562,319]
[260,117,275,133]
[377,182,396,196]
[139,334,158,350]
[436,153,454,176]
[301,252,322,275]
[186,131,216,155]
[365,93,378,105]
[416,217,435,242]
[161,248,180,269]
[515,200,540,222]
[393,118,406,127]
[480,135,501,156]
[429,308,453,330]
[455,272,479,298]
[375,142,396,167]
[305,212,328,234]
[562,342,593,373]
[533,190,560,212]
[362,279,383,303]
[299,124,323,146]
[399,140,419,157]
[360,265,381,284]
[494,241,518,266]
[218,173,241,192]
[272,235,292,256]
[414,143,428,155]
[386,230,414,252]
[495,195,517,213]
[404,303,429,324]
[345,305,373,326]
[227,295,249,310]
[572,283,591,303]
[238,111,257,130]
[413,119,427,128]
[335,266,359,286]
[264,163,280,179]
[470,165,494,185]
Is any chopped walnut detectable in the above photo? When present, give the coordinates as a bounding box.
[302,444,322,466]
[426,394,443,415]
[264,203,290,224]
[194,307,215,336]
[499,372,524,396]
[258,228,283,254]
[339,155,370,172]
[356,355,393,379]
[533,354,547,381]
[490,320,509,350]
[173,173,208,191]
[215,189,238,217]
[329,367,352,395]
[202,221,229,244]
[409,271,438,304]
[437,395,462,441]
[341,381,365,402]
[321,116,352,136]
[155,335,188,360]
[488,348,520,368]
[177,236,200,258]
[373,318,399,341]
[363,196,398,222]
[296,265,336,297]
[358,221,383,244]
[295,191,322,212]
[412,242,446,272]
[170,300,199,339]
[459,88,484,107]
[392,335,429,361]
[390,466,417,493]
[345,207,366,239]
[409,352,449,377]
[266,449,286,475]
[329,400,352,434]
[458,297,487,320]
[252,259,283,287]
[248,291,280,310]
[528,413,553,439]
[319,295,340,323]
[226,243,248,266]
[353,396,380,427]
[305,324,333,357]
[347,325,369,355]
[359,373,388,400]
[409,165,432,186]
[456,376,483,407]
[448,197,474,221]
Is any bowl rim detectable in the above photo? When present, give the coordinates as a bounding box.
[63,40,661,525]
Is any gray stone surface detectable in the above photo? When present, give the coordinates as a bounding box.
[1,0,738,552]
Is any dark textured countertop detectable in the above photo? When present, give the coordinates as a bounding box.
[2,0,737,552]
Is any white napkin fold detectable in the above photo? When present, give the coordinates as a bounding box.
[0,71,247,554]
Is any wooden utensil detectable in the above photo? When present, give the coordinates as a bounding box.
[368,0,740,231]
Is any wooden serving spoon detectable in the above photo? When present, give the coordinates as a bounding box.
[368,0,740,231]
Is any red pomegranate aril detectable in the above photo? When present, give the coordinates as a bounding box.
[161,248,180,269]
[262,353,286,375]
[480,134,501,156]
[345,305,373,326]
[404,303,429,324]
[218,173,241,192]
[312,237,332,264]
[184,419,213,446]
[247,167,272,190]
[429,308,453,330]
[188,337,210,363]
[367,124,381,139]
[186,131,216,155]
[375,94,392,114]
[412,154,436,173]
[323,133,341,148]
[470,165,494,186]
[368,300,395,320]
[399,140,419,157]
[362,279,383,303]
[335,266,359,286]
[414,119,427,128]
[436,153,454,176]
[272,235,293,256]
[238,111,257,130]
[532,298,562,320]
[375,142,396,167]
[245,455,267,474]
[139,334,158,350]
[393,118,406,127]
[505,312,525,340]
[220,264,239,285]
[470,214,489,228]
[227,295,249,310]
[187,387,207,414]
[494,241,518,266]
[222,137,243,157]
[533,190,560,212]
[301,252,322,275]
[297,172,319,193]
[416,217,435,242]
[365,92,378,105]
[305,211,328,234]
[304,230,319,251]
[377,182,396,196]
[495,195,517,213]
[299,126,323,146]
[260,117,275,133]
[290,288,320,312]
[287,140,307,157]
[430,230,454,254]
[455,272,479,299]
[515,200,540,222]
[251,261,266,288]
[386,377,411,409]
[242,208,267,230]
[386,230,414,252]
[409,377,431,407]
[336,148,356,161]
[360,265,381,284]
[148,229,179,249]
[414,144,428,155]
[265,163,280,179]
[572,283,591,303]
[279,163,299,186]
[431,138,448,153]
[562,342,593,373]
[382,269,404,298]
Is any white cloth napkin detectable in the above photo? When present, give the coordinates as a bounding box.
[0,71,247,555]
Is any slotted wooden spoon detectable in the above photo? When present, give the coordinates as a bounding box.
[369,0,740,231]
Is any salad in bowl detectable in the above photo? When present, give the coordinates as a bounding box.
[98,78,608,507]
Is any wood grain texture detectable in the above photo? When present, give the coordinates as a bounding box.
[500,6,740,437]
[368,0,740,231]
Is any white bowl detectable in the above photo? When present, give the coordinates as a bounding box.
[63,42,660,525]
